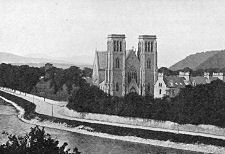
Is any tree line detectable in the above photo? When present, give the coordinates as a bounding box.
[0,63,92,101]
[67,79,225,127]
[32,65,91,101]
[0,64,44,93]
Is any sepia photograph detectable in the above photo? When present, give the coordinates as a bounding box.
[0,0,225,153]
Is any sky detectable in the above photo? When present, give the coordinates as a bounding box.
[0,0,225,67]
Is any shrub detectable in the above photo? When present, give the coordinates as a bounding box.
[0,126,81,154]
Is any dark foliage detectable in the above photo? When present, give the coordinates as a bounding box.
[67,88,154,118]
[0,63,88,101]
[171,80,225,127]
[34,64,87,100]
[0,64,44,93]
[158,67,178,76]
[0,126,81,154]
[67,80,225,127]
[82,67,92,78]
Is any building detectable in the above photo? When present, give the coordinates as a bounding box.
[92,34,158,97]
[190,72,224,86]
[212,72,224,80]
[178,71,191,85]
[154,70,225,98]
[190,76,208,86]
[154,73,186,98]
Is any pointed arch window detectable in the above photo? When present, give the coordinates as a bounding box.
[116,82,119,91]
[128,70,137,83]
[145,41,147,52]
[147,59,151,69]
[116,41,119,51]
[120,41,122,51]
[116,58,120,68]
[113,40,116,51]
[147,83,151,93]
[151,42,154,52]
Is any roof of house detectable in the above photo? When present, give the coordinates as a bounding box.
[164,76,186,88]
[190,76,208,85]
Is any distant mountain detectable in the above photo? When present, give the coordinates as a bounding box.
[11,63,92,69]
[0,52,92,69]
[169,50,221,71]
[10,63,75,69]
[196,50,225,70]
[0,52,67,64]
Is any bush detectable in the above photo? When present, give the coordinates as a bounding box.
[0,126,81,154]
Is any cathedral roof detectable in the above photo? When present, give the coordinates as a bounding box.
[96,51,107,70]
[96,49,139,70]
[126,50,136,59]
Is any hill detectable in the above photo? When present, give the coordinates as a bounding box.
[0,52,92,69]
[11,63,81,69]
[196,50,225,70]
[169,50,221,70]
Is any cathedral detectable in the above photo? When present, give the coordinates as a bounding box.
[92,34,158,97]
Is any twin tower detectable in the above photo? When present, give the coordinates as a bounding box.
[92,34,158,97]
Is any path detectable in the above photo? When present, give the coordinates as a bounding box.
[1,88,225,141]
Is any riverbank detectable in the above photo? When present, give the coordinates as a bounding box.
[4,88,225,140]
[1,91,225,153]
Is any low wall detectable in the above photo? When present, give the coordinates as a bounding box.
[61,107,225,137]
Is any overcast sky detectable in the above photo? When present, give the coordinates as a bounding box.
[1,0,225,67]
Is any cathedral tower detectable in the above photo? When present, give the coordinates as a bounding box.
[138,35,157,96]
[107,34,126,96]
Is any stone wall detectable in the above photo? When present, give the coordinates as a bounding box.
[60,107,225,137]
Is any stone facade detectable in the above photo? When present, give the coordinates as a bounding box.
[154,73,168,98]
[92,34,158,97]
[154,73,186,98]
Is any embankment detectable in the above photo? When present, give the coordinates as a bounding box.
[0,90,225,153]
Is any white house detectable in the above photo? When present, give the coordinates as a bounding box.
[154,73,186,98]
[154,73,168,98]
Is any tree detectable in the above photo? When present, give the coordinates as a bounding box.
[158,67,177,76]
[82,67,92,77]
[0,126,81,154]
